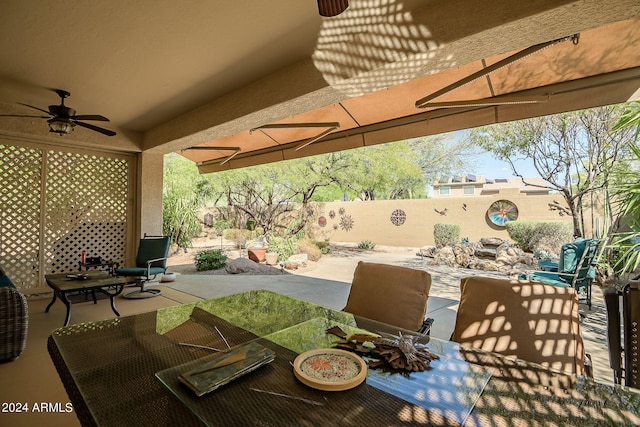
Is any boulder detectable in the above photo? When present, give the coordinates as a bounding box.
[480,237,506,247]
[418,246,437,258]
[287,253,308,267]
[475,247,497,258]
[434,246,456,267]
[225,257,262,274]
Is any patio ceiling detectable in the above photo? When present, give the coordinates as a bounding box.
[0,1,639,173]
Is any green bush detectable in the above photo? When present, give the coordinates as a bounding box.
[434,223,461,247]
[357,240,376,250]
[313,240,331,254]
[194,249,227,271]
[213,219,231,236]
[506,221,573,254]
[266,235,299,262]
[505,221,536,252]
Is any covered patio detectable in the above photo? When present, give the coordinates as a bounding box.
[1,1,639,295]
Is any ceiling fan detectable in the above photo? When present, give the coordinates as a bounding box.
[0,89,116,136]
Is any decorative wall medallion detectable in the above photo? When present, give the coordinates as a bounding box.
[390,209,406,226]
[318,216,327,227]
[339,214,354,231]
[333,224,339,230]
[329,210,336,219]
[487,200,519,226]
[338,207,346,215]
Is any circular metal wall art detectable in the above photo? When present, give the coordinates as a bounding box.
[339,214,354,231]
[390,209,406,226]
[318,216,327,227]
[487,200,519,226]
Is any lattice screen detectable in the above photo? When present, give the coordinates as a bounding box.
[44,151,129,275]
[0,141,131,293]
[0,144,43,290]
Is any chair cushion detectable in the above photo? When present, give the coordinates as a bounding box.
[343,261,430,331]
[451,276,585,376]
[0,275,16,289]
[526,271,571,288]
[558,238,591,280]
[115,267,166,277]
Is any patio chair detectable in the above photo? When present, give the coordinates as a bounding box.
[1,267,28,362]
[114,234,171,299]
[343,261,434,334]
[522,238,599,308]
[451,276,588,376]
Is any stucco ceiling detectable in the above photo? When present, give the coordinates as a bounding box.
[1,1,639,171]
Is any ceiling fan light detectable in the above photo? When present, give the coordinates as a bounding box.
[47,117,75,135]
[317,0,349,17]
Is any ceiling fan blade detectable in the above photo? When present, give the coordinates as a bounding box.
[17,102,53,116]
[72,114,110,122]
[74,120,116,136]
[0,114,50,118]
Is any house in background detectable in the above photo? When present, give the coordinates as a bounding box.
[433,175,550,197]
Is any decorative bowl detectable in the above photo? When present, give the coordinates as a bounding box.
[293,348,367,391]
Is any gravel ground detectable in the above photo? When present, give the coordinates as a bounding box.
[165,241,410,276]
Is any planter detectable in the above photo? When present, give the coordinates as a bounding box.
[247,248,267,263]
[265,252,278,265]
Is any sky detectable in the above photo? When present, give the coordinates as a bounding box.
[472,151,541,180]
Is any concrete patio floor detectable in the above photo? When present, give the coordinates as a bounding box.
[0,245,615,427]
[163,246,614,385]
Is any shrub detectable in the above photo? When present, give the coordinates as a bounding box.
[213,219,231,236]
[313,240,331,254]
[194,249,227,271]
[357,240,376,250]
[506,221,573,254]
[533,222,574,254]
[434,223,460,247]
[266,235,298,262]
[223,228,259,248]
[506,221,537,252]
[296,238,323,261]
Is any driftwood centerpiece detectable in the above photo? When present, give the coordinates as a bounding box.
[326,326,439,372]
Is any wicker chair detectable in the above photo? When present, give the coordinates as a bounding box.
[0,268,29,363]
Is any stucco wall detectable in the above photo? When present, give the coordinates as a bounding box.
[307,190,595,247]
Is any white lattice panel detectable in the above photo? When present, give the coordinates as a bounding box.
[1,141,132,293]
[45,151,129,274]
[0,144,42,289]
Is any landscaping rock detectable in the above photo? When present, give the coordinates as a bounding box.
[288,253,308,267]
[225,258,264,274]
[426,238,536,275]
[480,237,506,247]
[475,247,497,258]
[417,246,437,258]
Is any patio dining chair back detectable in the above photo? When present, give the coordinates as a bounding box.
[451,276,588,376]
[114,234,171,299]
[525,238,599,308]
[343,261,434,334]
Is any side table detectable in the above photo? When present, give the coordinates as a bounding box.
[45,272,128,326]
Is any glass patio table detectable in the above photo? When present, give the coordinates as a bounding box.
[48,290,640,426]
